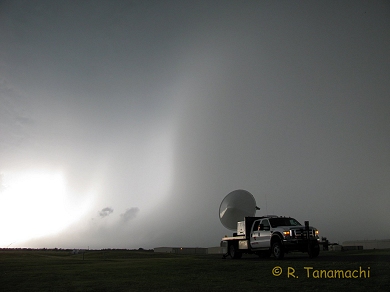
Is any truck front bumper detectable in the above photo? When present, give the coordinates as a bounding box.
[282,238,319,252]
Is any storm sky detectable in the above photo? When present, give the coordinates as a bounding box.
[0,0,389,249]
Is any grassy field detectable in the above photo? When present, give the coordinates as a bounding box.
[1,248,389,291]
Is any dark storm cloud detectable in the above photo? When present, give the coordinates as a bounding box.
[120,208,139,222]
[98,207,113,218]
[1,0,389,249]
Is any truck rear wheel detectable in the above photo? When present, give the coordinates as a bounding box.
[272,241,284,259]
[229,244,242,259]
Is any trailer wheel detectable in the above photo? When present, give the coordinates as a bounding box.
[272,241,284,260]
[229,244,242,259]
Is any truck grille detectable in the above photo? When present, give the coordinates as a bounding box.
[291,229,315,239]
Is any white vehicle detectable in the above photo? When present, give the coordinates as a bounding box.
[219,190,320,259]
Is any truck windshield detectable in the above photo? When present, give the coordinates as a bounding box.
[269,218,301,227]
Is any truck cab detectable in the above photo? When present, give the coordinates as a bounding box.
[250,218,272,249]
[222,216,320,259]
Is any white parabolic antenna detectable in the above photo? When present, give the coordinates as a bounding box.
[219,189,259,230]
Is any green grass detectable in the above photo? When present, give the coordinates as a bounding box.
[0,249,389,291]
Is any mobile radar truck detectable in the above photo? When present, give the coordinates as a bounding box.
[219,190,320,259]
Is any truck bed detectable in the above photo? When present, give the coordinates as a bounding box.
[221,235,246,241]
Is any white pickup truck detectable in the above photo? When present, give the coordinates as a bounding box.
[221,216,320,259]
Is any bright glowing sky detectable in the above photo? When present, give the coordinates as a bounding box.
[0,1,389,249]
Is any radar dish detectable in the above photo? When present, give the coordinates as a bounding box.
[219,189,259,230]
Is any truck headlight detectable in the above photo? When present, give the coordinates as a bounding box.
[315,230,319,236]
[283,231,290,237]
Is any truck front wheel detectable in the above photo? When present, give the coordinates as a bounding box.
[229,244,242,259]
[272,241,284,259]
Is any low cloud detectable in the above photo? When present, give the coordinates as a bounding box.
[98,207,113,218]
[120,207,139,222]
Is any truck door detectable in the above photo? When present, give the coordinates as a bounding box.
[249,220,261,248]
[258,219,272,248]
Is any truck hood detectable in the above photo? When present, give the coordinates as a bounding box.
[279,226,316,231]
